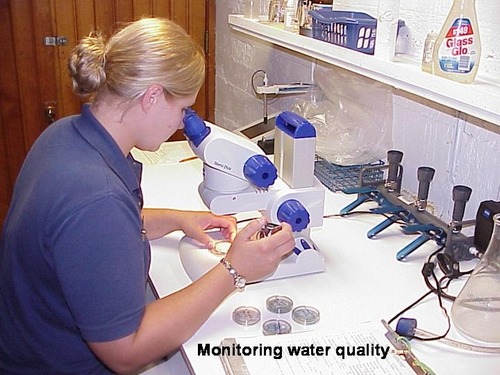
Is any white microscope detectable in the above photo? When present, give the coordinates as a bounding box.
[178,108,325,282]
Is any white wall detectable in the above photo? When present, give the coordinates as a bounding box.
[333,0,500,78]
[215,0,314,130]
[215,0,500,222]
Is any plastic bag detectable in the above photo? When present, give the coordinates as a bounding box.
[294,66,393,166]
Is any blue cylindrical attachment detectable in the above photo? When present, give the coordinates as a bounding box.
[395,318,417,339]
[277,199,310,232]
[243,155,277,189]
[183,108,210,147]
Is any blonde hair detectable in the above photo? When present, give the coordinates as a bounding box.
[68,18,205,102]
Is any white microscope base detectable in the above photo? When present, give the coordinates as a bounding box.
[178,231,324,283]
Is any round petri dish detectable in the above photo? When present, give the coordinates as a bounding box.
[262,319,292,335]
[291,305,320,325]
[211,240,231,256]
[232,306,261,326]
[266,295,294,314]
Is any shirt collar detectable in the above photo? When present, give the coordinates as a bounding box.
[72,104,142,195]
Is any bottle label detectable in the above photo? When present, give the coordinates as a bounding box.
[437,18,478,74]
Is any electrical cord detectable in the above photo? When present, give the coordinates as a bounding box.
[387,246,453,341]
[421,249,458,302]
[424,273,456,302]
[250,69,279,105]
[422,272,452,341]
[386,245,499,351]
[241,215,452,341]
[238,209,394,224]
[323,211,376,219]
[240,209,412,228]
[309,211,498,352]
[387,290,434,326]
[387,282,500,352]
[323,209,408,225]
[251,69,266,95]
[422,247,473,302]
[237,210,500,353]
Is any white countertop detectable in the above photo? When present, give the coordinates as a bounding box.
[138,143,500,375]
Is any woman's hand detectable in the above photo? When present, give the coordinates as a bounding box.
[224,218,295,283]
[141,208,236,242]
[177,211,237,249]
[143,208,295,282]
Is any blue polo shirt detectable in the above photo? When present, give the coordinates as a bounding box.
[0,105,151,374]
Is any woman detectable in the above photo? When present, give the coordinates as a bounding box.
[0,18,294,374]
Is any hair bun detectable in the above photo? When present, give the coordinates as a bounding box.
[68,33,107,97]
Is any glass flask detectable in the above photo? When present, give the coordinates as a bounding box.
[451,213,500,343]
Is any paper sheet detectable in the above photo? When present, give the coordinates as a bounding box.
[131,142,195,165]
[218,323,417,375]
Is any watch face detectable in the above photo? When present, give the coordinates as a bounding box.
[235,276,246,289]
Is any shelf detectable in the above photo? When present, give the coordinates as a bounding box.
[229,15,500,126]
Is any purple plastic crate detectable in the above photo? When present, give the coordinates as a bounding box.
[309,10,377,54]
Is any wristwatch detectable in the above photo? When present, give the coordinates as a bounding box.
[220,258,246,289]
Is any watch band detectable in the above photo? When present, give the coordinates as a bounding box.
[220,258,246,289]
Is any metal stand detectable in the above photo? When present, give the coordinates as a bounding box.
[340,151,475,261]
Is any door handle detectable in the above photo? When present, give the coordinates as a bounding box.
[44,104,56,124]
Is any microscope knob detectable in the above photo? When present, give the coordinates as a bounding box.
[183,108,210,147]
[243,155,277,189]
[277,199,310,232]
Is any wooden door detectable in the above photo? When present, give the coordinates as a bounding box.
[0,0,215,225]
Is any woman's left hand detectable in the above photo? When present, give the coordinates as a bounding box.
[141,208,236,244]
[178,211,237,249]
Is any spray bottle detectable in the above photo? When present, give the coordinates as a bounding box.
[432,0,481,83]
[284,0,298,31]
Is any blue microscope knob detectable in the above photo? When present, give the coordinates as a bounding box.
[183,108,210,147]
[277,199,310,232]
[243,155,277,189]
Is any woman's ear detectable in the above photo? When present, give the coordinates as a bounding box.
[142,84,164,111]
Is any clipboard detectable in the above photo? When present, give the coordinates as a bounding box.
[218,321,430,375]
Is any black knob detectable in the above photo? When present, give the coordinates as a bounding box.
[415,166,435,211]
[417,167,435,201]
[386,150,403,191]
[452,185,472,232]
